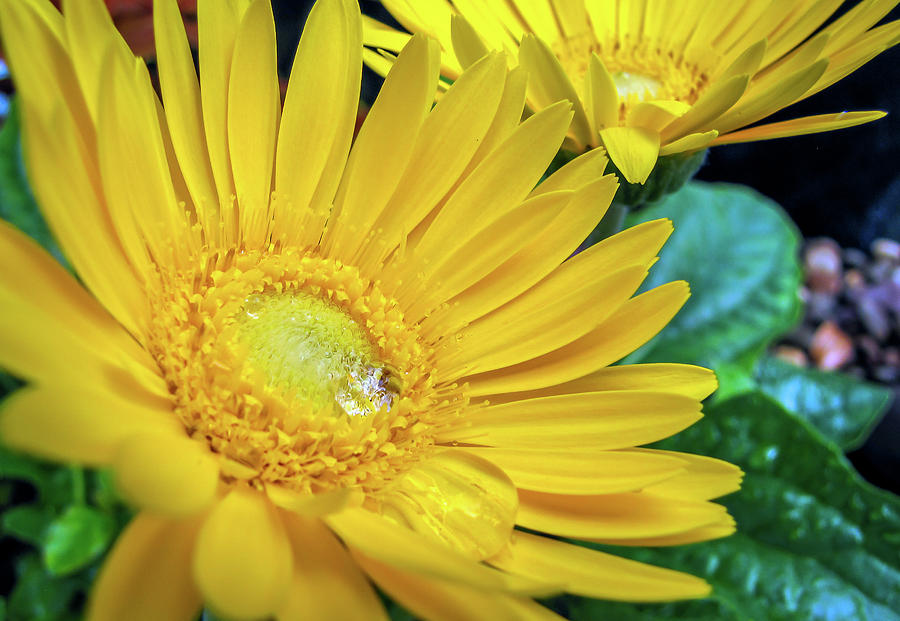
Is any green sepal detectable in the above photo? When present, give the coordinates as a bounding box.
[609,149,708,208]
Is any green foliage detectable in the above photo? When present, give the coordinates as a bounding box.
[625,182,803,376]
[755,355,892,450]
[0,446,129,621]
[610,149,709,208]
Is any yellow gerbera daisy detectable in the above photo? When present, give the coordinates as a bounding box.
[364,0,899,185]
[0,0,740,619]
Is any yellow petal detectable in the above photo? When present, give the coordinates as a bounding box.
[717,38,767,81]
[511,363,718,402]
[452,263,649,374]
[659,130,719,156]
[451,14,490,68]
[0,220,159,385]
[491,532,710,602]
[153,0,218,218]
[197,0,246,204]
[413,101,573,265]
[530,147,609,195]
[599,126,660,184]
[379,451,518,560]
[326,508,550,595]
[627,100,691,133]
[660,73,750,141]
[193,488,293,619]
[636,449,744,501]
[265,484,359,517]
[276,514,387,621]
[592,514,736,546]
[457,447,686,495]
[114,433,219,516]
[436,174,618,331]
[0,386,180,466]
[440,391,702,450]
[274,0,361,248]
[584,53,619,133]
[518,34,593,147]
[713,110,887,144]
[228,0,280,247]
[713,59,829,135]
[465,281,690,395]
[87,513,202,621]
[358,53,507,269]
[359,555,563,621]
[325,34,439,260]
[517,489,730,540]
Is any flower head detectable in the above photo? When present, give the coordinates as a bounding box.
[0,0,740,618]
[365,0,898,184]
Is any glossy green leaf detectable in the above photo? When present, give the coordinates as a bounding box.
[755,355,892,450]
[625,182,802,374]
[549,392,900,620]
[42,506,115,576]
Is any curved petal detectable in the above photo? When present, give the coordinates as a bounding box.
[87,512,202,621]
[490,531,711,602]
[456,446,686,495]
[379,450,518,559]
[517,489,730,540]
[276,513,387,621]
[636,449,744,501]
[114,433,220,516]
[359,554,564,621]
[193,487,293,619]
[326,508,552,595]
[600,126,660,184]
[0,385,181,467]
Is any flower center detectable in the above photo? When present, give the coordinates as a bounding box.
[553,33,713,121]
[236,291,399,418]
[146,249,458,494]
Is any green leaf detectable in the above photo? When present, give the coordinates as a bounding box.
[551,392,900,620]
[42,505,115,576]
[0,99,65,265]
[625,182,802,375]
[755,355,892,450]
[7,553,87,621]
[2,505,54,546]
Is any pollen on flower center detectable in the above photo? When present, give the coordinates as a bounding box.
[236,291,400,418]
[554,33,712,121]
[145,249,464,495]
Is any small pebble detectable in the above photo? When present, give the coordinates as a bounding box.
[843,247,868,268]
[872,238,900,262]
[773,345,808,367]
[810,321,855,370]
[805,239,843,294]
[857,294,891,340]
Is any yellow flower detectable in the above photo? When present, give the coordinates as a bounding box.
[364,0,898,184]
[0,0,740,619]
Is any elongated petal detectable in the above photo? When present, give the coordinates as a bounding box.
[440,391,702,450]
[326,508,551,595]
[659,130,718,156]
[457,446,686,495]
[517,489,729,540]
[636,449,744,500]
[359,555,564,621]
[277,514,387,621]
[228,0,280,246]
[491,532,710,602]
[465,281,690,395]
[87,513,202,621]
[713,110,887,144]
[193,488,293,619]
[0,386,180,466]
[114,433,220,516]
[519,34,593,147]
